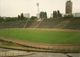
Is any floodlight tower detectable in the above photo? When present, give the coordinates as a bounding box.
[36,3,40,19]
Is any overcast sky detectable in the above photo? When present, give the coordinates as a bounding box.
[0,0,80,17]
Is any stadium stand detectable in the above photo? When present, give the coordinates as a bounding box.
[0,18,80,29]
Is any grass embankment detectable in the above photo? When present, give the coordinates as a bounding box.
[0,28,80,44]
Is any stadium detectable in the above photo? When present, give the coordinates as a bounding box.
[0,17,80,57]
[0,0,80,57]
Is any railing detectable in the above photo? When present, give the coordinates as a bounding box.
[0,38,80,57]
[0,48,35,57]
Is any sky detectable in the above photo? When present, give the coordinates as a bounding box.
[0,0,80,17]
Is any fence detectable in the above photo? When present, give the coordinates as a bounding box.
[0,48,35,57]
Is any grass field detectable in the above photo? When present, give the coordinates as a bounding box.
[0,28,80,44]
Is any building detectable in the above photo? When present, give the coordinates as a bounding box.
[73,13,80,17]
[23,13,30,18]
[65,0,72,16]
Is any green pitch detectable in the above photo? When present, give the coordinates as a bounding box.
[0,28,80,44]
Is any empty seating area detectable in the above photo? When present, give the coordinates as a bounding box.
[0,18,80,29]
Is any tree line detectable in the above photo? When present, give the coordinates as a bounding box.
[1,10,77,23]
[0,13,37,23]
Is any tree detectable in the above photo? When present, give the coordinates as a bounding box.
[30,16,37,20]
[53,10,62,18]
[18,15,20,19]
[57,10,62,18]
[53,11,58,18]
[0,17,4,22]
[40,11,47,19]
[20,13,25,19]
[44,12,47,19]
[18,13,25,20]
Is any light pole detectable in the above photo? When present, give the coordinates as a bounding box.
[36,3,40,19]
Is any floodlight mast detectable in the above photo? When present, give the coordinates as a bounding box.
[36,3,40,19]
